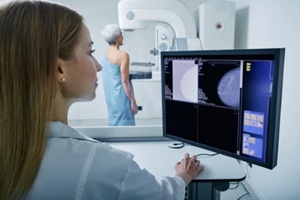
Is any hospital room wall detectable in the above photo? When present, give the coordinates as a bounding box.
[232,0,300,199]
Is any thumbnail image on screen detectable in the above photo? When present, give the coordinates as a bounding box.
[162,49,284,169]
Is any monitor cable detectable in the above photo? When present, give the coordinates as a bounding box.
[196,153,218,157]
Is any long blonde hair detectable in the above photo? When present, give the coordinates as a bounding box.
[0,1,82,199]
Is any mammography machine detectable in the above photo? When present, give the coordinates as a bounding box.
[117,0,235,121]
[118,0,235,70]
[118,0,235,54]
[118,0,200,74]
[118,0,201,50]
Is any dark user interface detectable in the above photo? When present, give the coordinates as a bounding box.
[163,56,274,163]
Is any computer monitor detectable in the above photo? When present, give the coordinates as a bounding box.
[161,48,285,169]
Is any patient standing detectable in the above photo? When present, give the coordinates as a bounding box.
[100,24,138,126]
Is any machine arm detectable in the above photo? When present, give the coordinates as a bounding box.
[118,0,197,38]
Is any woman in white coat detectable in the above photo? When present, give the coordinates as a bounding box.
[0,1,204,200]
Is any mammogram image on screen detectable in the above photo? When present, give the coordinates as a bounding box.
[198,60,241,109]
[217,67,240,108]
[172,60,198,103]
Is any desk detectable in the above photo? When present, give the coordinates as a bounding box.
[109,140,246,200]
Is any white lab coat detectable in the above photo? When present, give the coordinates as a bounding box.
[26,121,186,200]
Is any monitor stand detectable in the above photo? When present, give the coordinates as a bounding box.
[186,181,230,200]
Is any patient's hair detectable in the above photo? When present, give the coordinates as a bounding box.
[101,24,122,45]
[0,1,82,199]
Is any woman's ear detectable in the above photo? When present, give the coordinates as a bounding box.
[56,58,67,83]
[115,34,121,42]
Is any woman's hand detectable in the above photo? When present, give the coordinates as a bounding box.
[175,153,204,185]
[131,100,138,115]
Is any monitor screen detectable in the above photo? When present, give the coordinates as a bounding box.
[161,48,285,169]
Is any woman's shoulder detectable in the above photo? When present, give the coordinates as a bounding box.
[112,50,129,61]
[104,50,128,66]
[93,142,134,165]
[86,142,135,184]
[119,51,129,60]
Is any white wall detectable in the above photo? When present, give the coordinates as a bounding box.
[233,0,300,199]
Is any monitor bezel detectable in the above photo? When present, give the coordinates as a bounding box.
[161,48,285,169]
